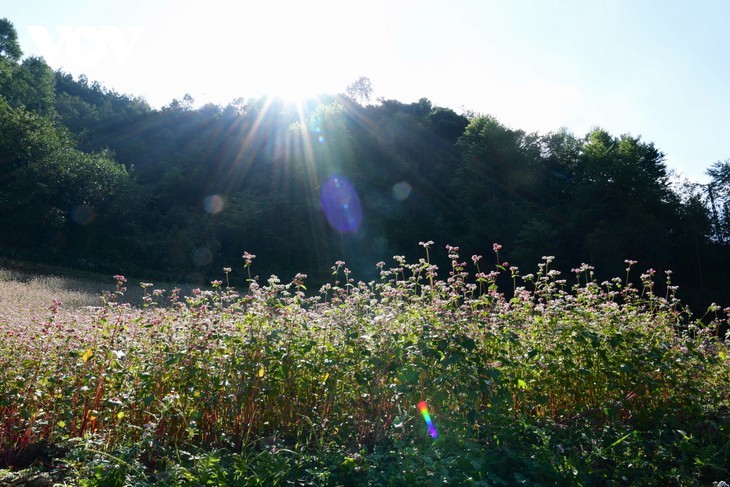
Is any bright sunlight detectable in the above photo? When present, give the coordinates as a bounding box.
[156,0,366,104]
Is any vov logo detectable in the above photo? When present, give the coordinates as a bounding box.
[27,25,145,69]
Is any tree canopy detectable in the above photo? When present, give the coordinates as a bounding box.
[0,18,728,312]
[0,18,22,61]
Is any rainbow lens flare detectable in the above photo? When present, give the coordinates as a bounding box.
[417,401,438,438]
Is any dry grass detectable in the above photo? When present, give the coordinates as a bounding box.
[0,266,209,324]
[0,268,110,324]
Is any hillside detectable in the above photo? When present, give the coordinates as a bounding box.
[1,18,729,312]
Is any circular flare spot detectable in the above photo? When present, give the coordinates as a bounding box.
[392,181,412,201]
[203,195,225,214]
[70,204,96,225]
[192,247,213,266]
[320,176,362,234]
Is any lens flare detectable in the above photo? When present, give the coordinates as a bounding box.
[320,175,362,234]
[203,195,225,214]
[192,247,213,266]
[70,204,96,225]
[417,400,438,438]
[392,181,412,201]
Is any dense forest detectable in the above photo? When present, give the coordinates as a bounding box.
[1,18,729,313]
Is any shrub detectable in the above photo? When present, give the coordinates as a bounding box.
[1,246,728,485]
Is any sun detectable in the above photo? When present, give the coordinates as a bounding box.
[260,76,329,106]
[205,3,361,100]
[146,0,368,108]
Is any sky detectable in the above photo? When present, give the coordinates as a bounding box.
[3,0,730,182]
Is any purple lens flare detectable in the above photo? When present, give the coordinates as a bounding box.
[320,175,362,234]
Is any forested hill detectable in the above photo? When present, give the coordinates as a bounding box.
[1,19,729,313]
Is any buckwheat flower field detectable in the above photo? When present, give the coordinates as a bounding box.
[1,247,728,485]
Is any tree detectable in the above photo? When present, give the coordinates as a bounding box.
[0,18,21,61]
[453,116,536,251]
[706,160,730,243]
[0,99,130,257]
[9,56,56,115]
[0,20,55,116]
[567,129,677,275]
[345,76,373,105]
[428,107,468,142]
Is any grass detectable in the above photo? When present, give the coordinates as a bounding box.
[1,245,729,486]
[0,262,206,319]
[0,267,107,320]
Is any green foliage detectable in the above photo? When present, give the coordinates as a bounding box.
[1,249,728,485]
[54,71,151,152]
[455,115,537,248]
[0,99,131,261]
[0,18,22,61]
[6,56,56,116]
[0,20,55,116]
